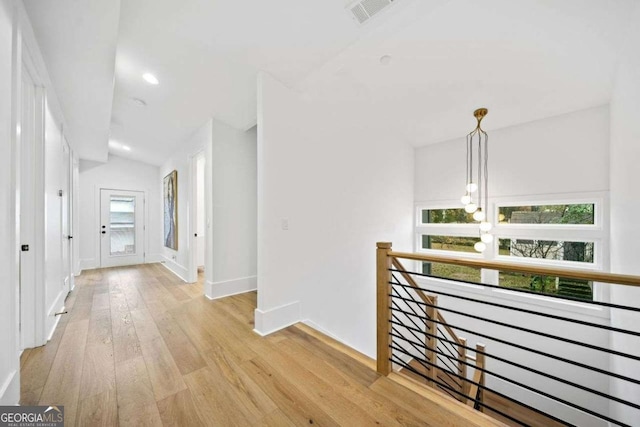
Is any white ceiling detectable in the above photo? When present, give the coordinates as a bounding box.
[23,0,120,162]
[25,0,637,165]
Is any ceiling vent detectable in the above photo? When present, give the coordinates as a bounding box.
[348,0,396,25]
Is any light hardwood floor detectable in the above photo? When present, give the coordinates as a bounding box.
[20,263,503,426]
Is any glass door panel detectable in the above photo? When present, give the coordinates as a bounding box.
[110,196,136,255]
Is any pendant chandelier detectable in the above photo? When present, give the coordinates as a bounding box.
[460,108,493,252]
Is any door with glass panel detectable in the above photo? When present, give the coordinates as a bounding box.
[100,189,145,267]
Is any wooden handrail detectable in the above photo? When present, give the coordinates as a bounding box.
[388,251,640,287]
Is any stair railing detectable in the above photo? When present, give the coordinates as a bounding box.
[376,241,640,427]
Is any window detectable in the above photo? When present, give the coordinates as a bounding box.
[498,203,595,225]
[421,208,475,224]
[421,235,479,253]
[498,239,595,263]
[416,197,604,301]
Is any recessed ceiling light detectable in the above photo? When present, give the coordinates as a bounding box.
[379,55,392,65]
[131,97,147,107]
[142,73,159,85]
[108,140,132,152]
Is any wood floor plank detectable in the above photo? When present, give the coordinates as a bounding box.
[260,409,297,427]
[115,356,156,409]
[20,386,42,406]
[277,335,429,427]
[21,316,69,395]
[154,311,206,375]
[92,292,110,311]
[157,388,206,427]
[246,340,384,426]
[130,307,162,343]
[22,263,506,427]
[86,308,113,347]
[202,345,278,421]
[39,319,90,427]
[79,341,116,399]
[240,357,340,427]
[110,292,142,363]
[184,366,254,426]
[118,402,163,427]
[285,325,380,388]
[76,388,118,427]
[139,335,186,401]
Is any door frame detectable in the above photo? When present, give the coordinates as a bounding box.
[18,41,47,349]
[188,149,206,283]
[98,188,147,268]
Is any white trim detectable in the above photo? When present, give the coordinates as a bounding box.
[253,301,301,336]
[415,275,610,320]
[187,149,206,284]
[0,369,19,405]
[160,256,189,282]
[45,289,66,342]
[145,253,163,264]
[205,276,257,300]
[79,258,97,271]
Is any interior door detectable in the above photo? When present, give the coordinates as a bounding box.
[61,140,71,295]
[20,64,36,349]
[100,189,145,267]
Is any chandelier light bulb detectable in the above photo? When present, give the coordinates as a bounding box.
[481,233,494,243]
[479,221,493,232]
[461,194,472,205]
[473,210,485,221]
[464,203,478,214]
[466,183,478,193]
[474,241,486,252]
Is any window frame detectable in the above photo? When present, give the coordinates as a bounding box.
[414,192,609,307]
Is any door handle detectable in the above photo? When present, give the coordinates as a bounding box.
[67,235,73,239]
[101,231,106,234]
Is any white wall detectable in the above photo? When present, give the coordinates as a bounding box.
[159,121,211,281]
[206,120,257,299]
[79,155,161,270]
[609,3,640,424]
[413,106,614,425]
[256,73,414,354]
[0,0,18,405]
[415,105,610,202]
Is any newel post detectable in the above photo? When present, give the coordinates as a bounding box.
[376,242,393,375]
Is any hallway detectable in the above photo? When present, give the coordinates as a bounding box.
[19,264,500,426]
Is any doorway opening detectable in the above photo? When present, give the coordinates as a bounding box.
[100,189,145,268]
[189,151,206,283]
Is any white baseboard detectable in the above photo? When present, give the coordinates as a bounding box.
[160,256,189,282]
[205,276,257,300]
[145,253,163,263]
[301,319,376,360]
[79,258,97,271]
[45,289,67,342]
[0,369,19,405]
[253,301,300,336]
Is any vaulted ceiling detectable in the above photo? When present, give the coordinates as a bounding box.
[24,0,637,165]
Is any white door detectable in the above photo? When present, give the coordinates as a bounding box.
[61,140,71,295]
[20,64,36,349]
[100,189,145,267]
